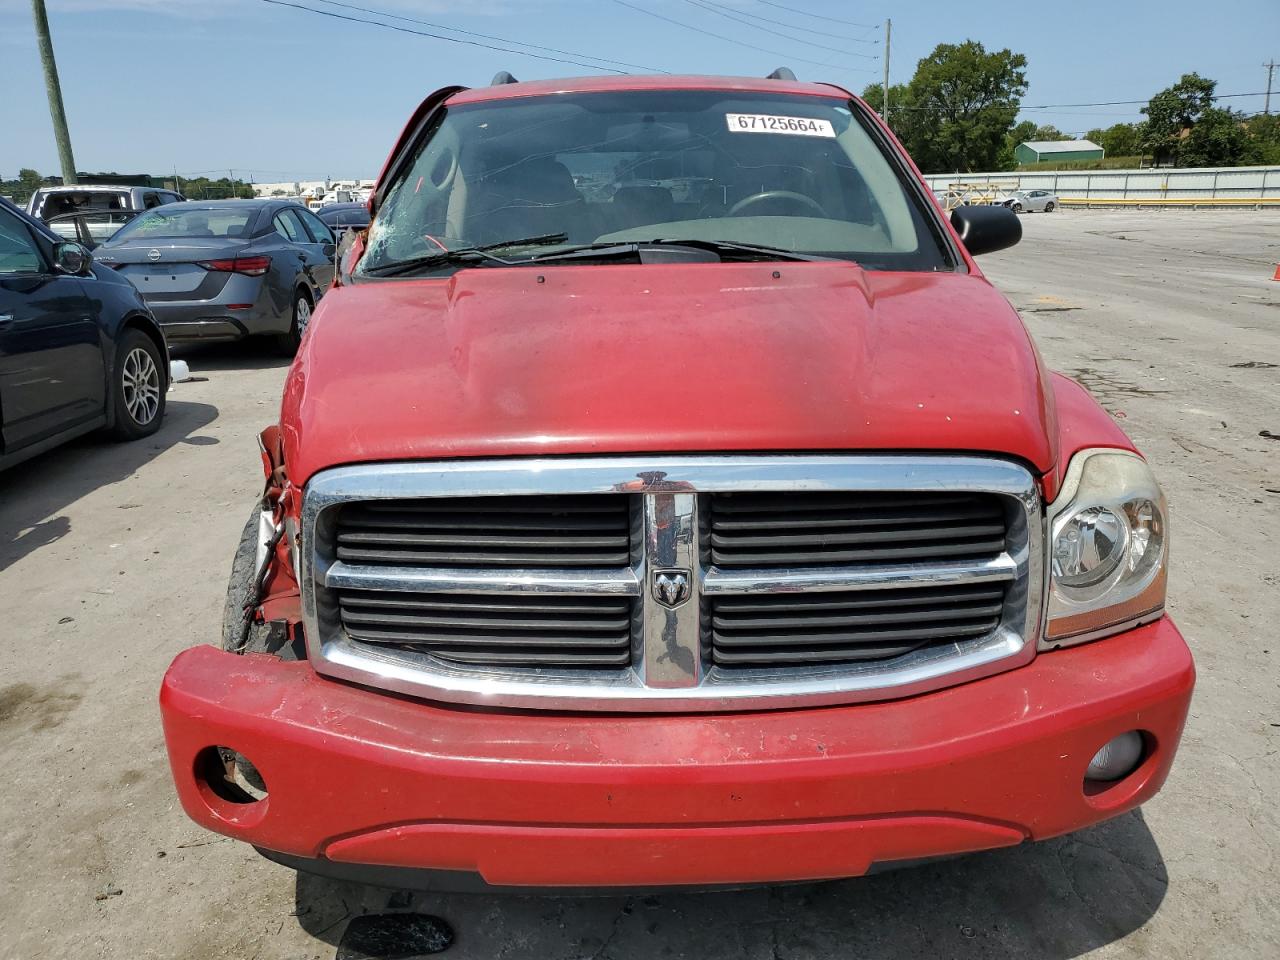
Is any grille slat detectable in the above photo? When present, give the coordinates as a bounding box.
[707,491,1007,568]
[424,648,632,667]
[345,610,632,633]
[710,521,1006,549]
[711,601,1004,631]
[709,581,1007,667]
[338,588,634,668]
[335,495,631,569]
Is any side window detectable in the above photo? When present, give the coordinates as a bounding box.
[142,192,163,209]
[298,209,333,244]
[273,211,304,242]
[0,208,44,276]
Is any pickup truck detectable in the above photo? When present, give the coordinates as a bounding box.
[159,73,1195,891]
[26,184,185,247]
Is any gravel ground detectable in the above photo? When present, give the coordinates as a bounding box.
[1,209,1277,960]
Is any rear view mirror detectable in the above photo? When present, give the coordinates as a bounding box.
[950,206,1021,256]
[52,241,92,275]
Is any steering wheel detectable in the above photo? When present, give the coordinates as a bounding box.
[728,190,826,218]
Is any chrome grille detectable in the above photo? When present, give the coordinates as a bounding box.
[302,456,1043,712]
[708,582,1007,667]
[338,588,634,667]
[334,495,630,568]
[706,491,1007,567]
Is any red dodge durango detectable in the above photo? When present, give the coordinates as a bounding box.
[159,72,1194,890]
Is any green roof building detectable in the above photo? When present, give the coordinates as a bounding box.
[1014,139,1105,165]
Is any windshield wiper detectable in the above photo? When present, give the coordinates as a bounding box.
[527,238,841,264]
[649,238,842,262]
[363,233,569,277]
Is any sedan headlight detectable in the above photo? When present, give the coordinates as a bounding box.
[1043,449,1167,647]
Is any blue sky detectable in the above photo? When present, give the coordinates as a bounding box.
[2,0,1277,181]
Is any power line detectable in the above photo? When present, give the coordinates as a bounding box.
[1022,91,1268,109]
[311,0,666,74]
[259,0,657,75]
[891,91,1270,113]
[611,0,877,73]
[681,0,878,60]
[750,0,879,30]
[687,0,879,44]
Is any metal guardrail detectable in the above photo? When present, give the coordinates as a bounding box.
[1059,197,1280,208]
[925,165,1280,203]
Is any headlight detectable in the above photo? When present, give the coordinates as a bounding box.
[1043,449,1167,647]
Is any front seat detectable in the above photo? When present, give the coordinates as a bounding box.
[464,157,591,244]
[608,186,676,233]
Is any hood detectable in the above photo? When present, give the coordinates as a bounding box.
[281,262,1057,485]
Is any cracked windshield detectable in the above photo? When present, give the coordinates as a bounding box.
[362,90,947,272]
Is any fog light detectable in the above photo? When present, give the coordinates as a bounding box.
[1086,731,1144,782]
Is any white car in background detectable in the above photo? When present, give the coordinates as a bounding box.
[1003,189,1058,213]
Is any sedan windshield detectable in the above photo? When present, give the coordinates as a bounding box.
[110,207,255,240]
[361,90,950,274]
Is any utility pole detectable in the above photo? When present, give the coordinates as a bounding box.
[1265,60,1276,115]
[29,0,77,185]
[882,19,892,128]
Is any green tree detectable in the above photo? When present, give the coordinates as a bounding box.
[895,41,1029,172]
[1244,113,1280,164]
[18,168,44,195]
[860,82,923,148]
[1142,73,1217,164]
[179,176,256,199]
[1,168,47,204]
[1085,123,1142,158]
[1032,124,1071,141]
[1178,108,1249,166]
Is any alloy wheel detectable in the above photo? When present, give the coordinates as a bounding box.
[296,296,312,336]
[122,346,160,425]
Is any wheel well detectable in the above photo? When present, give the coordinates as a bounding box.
[294,283,314,305]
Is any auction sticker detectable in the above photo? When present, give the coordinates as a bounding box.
[725,113,835,137]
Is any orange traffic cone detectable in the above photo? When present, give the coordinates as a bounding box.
[1274,264,1280,280]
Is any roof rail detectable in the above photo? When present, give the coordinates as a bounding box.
[766,67,797,81]
[490,71,519,86]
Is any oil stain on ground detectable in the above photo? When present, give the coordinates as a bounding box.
[0,677,83,732]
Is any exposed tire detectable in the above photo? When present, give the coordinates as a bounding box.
[221,505,300,659]
[109,329,165,440]
[1045,201,1056,212]
[273,288,313,356]
[1011,202,1024,214]
[219,505,296,796]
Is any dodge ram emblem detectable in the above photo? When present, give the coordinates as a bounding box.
[652,569,691,608]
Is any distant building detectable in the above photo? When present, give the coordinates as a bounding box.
[1014,139,1105,165]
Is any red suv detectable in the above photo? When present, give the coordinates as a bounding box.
[160,74,1194,890]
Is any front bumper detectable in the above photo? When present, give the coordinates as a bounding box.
[159,616,1194,888]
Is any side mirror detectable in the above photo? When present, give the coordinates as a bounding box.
[950,205,1021,256]
[322,242,337,258]
[53,241,92,275]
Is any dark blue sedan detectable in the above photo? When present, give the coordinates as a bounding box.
[0,196,168,471]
